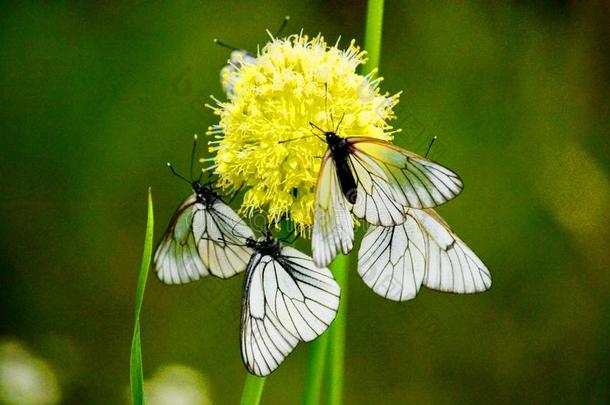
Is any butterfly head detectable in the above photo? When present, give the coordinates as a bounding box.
[324,130,347,149]
[246,235,282,257]
[192,181,218,206]
[308,109,347,150]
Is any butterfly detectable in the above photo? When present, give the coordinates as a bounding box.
[240,231,340,376]
[153,136,254,284]
[310,115,464,267]
[358,208,491,301]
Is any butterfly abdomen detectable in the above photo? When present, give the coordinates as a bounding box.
[326,132,358,204]
[335,156,357,204]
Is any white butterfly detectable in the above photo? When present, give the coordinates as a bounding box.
[241,234,340,376]
[358,208,491,301]
[155,179,340,375]
[154,135,255,283]
[154,179,255,284]
[311,120,463,267]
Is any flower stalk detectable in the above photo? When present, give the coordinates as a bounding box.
[325,2,385,404]
[240,374,266,405]
[325,254,349,405]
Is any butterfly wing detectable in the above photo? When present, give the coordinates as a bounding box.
[312,151,354,267]
[240,252,298,377]
[154,195,254,284]
[154,194,209,284]
[193,199,255,278]
[414,209,492,293]
[241,246,340,376]
[358,209,490,300]
[358,211,427,301]
[348,138,463,225]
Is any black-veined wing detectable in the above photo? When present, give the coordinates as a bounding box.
[358,208,491,301]
[241,245,340,376]
[312,151,354,267]
[415,209,491,293]
[348,138,463,224]
[154,195,254,284]
[358,211,427,301]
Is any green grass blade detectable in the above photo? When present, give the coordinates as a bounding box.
[325,254,349,405]
[130,188,154,405]
[362,0,385,74]
[302,329,330,405]
[239,374,266,405]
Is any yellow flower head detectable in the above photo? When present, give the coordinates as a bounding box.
[207,33,400,235]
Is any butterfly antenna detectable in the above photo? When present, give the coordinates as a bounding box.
[213,38,238,51]
[278,134,318,144]
[166,162,191,184]
[274,15,290,37]
[307,123,326,142]
[190,134,198,181]
[324,83,334,130]
[335,113,346,133]
[308,122,327,141]
[425,136,437,158]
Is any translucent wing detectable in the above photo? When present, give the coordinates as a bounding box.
[414,209,492,293]
[358,209,491,300]
[241,246,340,376]
[348,148,411,226]
[312,152,354,267]
[358,211,427,301]
[154,195,207,284]
[241,252,299,377]
[154,195,254,284]
[193,199,254,279]
[348,138,463,219]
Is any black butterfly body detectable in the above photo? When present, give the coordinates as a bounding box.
[325,131,358,204]
[192,181,219,208]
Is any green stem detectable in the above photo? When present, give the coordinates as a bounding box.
[326,254,349,405]
[239,374,266,405]
[322,3,386,405]
[362,0,385,74]
[130,188,154,405]
[302,329,330,405]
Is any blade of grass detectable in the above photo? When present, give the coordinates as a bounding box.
[302,329,330,405]
[130,188,154,405]
[239,374,266,405]
[325,254,349,405]
[324,2,386,404]
[362,0,385,74]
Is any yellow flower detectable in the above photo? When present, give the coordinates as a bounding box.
[207,33,400,236]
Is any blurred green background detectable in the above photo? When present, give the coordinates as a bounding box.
[1,1,609,404]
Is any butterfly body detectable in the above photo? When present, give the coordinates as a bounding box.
[192,181,218,208]
[325,131,358,204]
[245,235,282,258]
